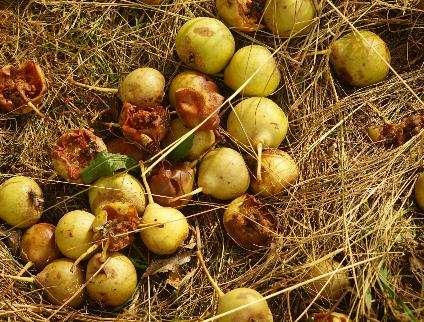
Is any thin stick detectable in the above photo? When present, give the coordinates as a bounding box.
[195,225,225,297]
[256,142,263,182]
[17,261,33,276]
[71,244,98,271]
[170,187,203,203]
[1,274,35,283]
[140,163,154,205]
[70,79,118,93]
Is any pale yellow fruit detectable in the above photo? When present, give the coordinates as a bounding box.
[140,203,189,255]
[86,253,137,307]
[227,97,288,148]
[217,288,273,321]
[264,0,316,37]
[36,259,85,308]
[0,176,43,228]
[306,258,350,301]
[164,118,216,161]
[119,67,165,106]
[330,30,391,87]
[89,173,146,214]
[55,210,95,260]
[176,17,235,74]
[251,149,299,196]
[198,147,250,200]
[224,45,280,97]
[414,172,424,211]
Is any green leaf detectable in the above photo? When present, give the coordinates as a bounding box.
[168,133,194,162]
[378,266,418,322]
[81,152,138,184]
[130,257,148,271]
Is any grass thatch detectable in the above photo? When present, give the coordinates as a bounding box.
[0,0,423,320]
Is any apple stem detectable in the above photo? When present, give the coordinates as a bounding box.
[170,187,203,203]
[140,163,154,205]
[257,142,263,182]
[1,274,35,283]
[71,244,98,271]
[195,225,225,298]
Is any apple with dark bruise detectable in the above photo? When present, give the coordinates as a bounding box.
[224,194,276,250]
[119,102,169,149]
[0,60,47,114]
[51,128,107,183]
[92,202,140,252]
[216,0,264,32]
[169,70,224,130]
[148,162,195,208]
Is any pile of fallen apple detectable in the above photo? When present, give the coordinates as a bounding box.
[1,0,423,321]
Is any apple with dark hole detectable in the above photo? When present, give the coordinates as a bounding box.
[0,176,43,228]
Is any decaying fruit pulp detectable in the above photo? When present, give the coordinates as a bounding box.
[92,202,140,252]
[169,70,224,130]
[216,0,264,32]
[148,162,195,208]
[0,60,47,113]
[52,128,107,182]
[312,312,351,322]
[415,172,424,211]
[119,102,169,148]
[368,113,424,148]
[224,194,276,250]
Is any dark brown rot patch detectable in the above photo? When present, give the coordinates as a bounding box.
[224,194,276,250]
[194,27,215,37]
[120,102,169,150]
[106,138,146,162]
[0,60,47,113]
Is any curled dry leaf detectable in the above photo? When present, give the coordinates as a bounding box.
[142,252,193,278]
[0,60,47,113]
[223,194,276,250]
[148,162,195,208]
[92,202,140,252]
[119,102,169,149]
[51,128,107,182]
[368,113,424,148]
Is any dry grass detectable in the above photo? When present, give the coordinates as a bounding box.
[0,0,423,321]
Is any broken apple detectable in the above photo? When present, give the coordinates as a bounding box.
[224,194,276,250]
[92,201,140,252]
[119,102,169,148]
[0,60,47,114]
[169,71,224,130]
[148,162,195,208]
[51,128,107,183]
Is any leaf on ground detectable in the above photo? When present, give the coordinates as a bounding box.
[142,252,193,278]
